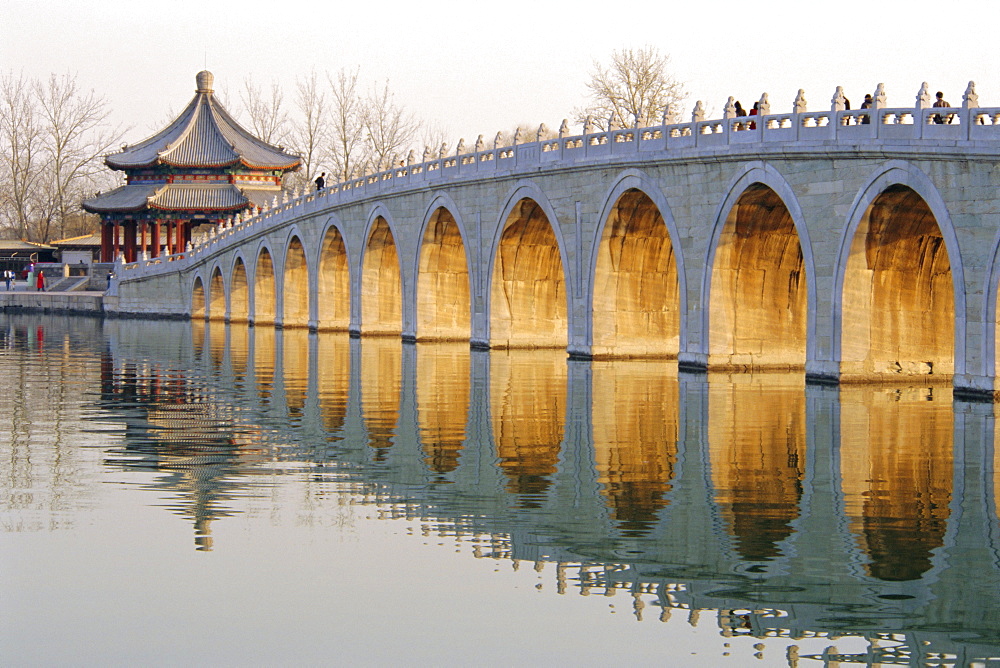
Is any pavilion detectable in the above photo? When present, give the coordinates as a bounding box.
[83,71,301,263]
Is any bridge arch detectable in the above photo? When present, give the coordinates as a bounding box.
[207,264,226,320]
[980,228,1000,384]
[191,275,206,319]
[488,183,570,349]
[361,207,403,335]
[282,230,310,328]
[835,162,964,380]
[315,217,351,331]
[703,163,816,370]
[415,195,472,341]
[230,255,250,323]
[252,243,278,326]
[588,171,685,358]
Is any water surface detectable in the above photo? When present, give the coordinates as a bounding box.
[2,314,999,666]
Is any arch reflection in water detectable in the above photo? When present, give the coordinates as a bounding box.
[416,342,469,475]
[41,313,1000,661]
[253,325,276,405]
[361,336,402,459]
[591,360,678,536]
[282,327,310,420]
[316,332,350,436]
[708,373,806,562]
[840,385,953,581]
[490,349,566,505]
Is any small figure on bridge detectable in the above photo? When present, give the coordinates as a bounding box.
[933,91,952,124]
[748,102,758,129]
[734,100,746,117]
[860,94,873,124]
[315,172,326,191]
[36,270,45,292]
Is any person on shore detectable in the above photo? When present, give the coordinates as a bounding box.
[3,270,10,291]
[36,270,45,292]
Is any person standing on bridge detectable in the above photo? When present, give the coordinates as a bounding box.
[933,91,952,124]
[860,94,873,124]
[315,172,326,191]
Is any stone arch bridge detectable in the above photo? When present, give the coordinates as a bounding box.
[108,102,1000,396]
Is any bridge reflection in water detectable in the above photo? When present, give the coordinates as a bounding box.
[13,313,1000,663]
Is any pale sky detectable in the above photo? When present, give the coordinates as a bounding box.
[2,0,997,150]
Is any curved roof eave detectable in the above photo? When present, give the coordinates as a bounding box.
[104,72,302,172]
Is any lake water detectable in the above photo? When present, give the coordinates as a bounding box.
[3,312,1000,666]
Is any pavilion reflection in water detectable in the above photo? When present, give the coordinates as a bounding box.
[39,314,1000,661]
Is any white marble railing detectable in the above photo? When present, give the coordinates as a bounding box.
[114,104,1000,283]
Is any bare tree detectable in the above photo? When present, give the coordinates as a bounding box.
[34,73,124,240]
[0,73,42,239]
[285,71,327,190]
[240,77,288,145]
[576,46,686,130]
[326,67,366,182]
[0,72,121,242]
[363,80,420,173]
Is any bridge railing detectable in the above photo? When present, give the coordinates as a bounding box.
[114,106,1000,283]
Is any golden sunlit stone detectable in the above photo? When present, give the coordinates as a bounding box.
[842,186,954,381]
[317,227,350,331]
[208,267,225,321]
[490,199,567,349]
[191,277,205,319]
[283,237,309,328]
[592,190,680,358]
[362,217,402,335]
[417,208,470,341]
[709,185,806,371]
[229,258,249,323]
[254,248,276,325]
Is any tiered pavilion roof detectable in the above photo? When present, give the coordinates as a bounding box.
[83,71,300,262]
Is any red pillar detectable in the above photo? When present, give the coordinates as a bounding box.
[112,221,121,259]
[124,221,137,263]
[151,222,160,258]
[101,224,112,262]
[166,221,175,255]
[174,221,182,254]
[139,223,147,258]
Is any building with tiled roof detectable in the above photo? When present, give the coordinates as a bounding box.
[83,71,301,262]
[0,239,57,275]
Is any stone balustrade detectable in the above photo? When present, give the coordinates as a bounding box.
[114,96,1000,284]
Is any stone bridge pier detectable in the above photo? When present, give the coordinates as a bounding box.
[109,100,1000,396]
